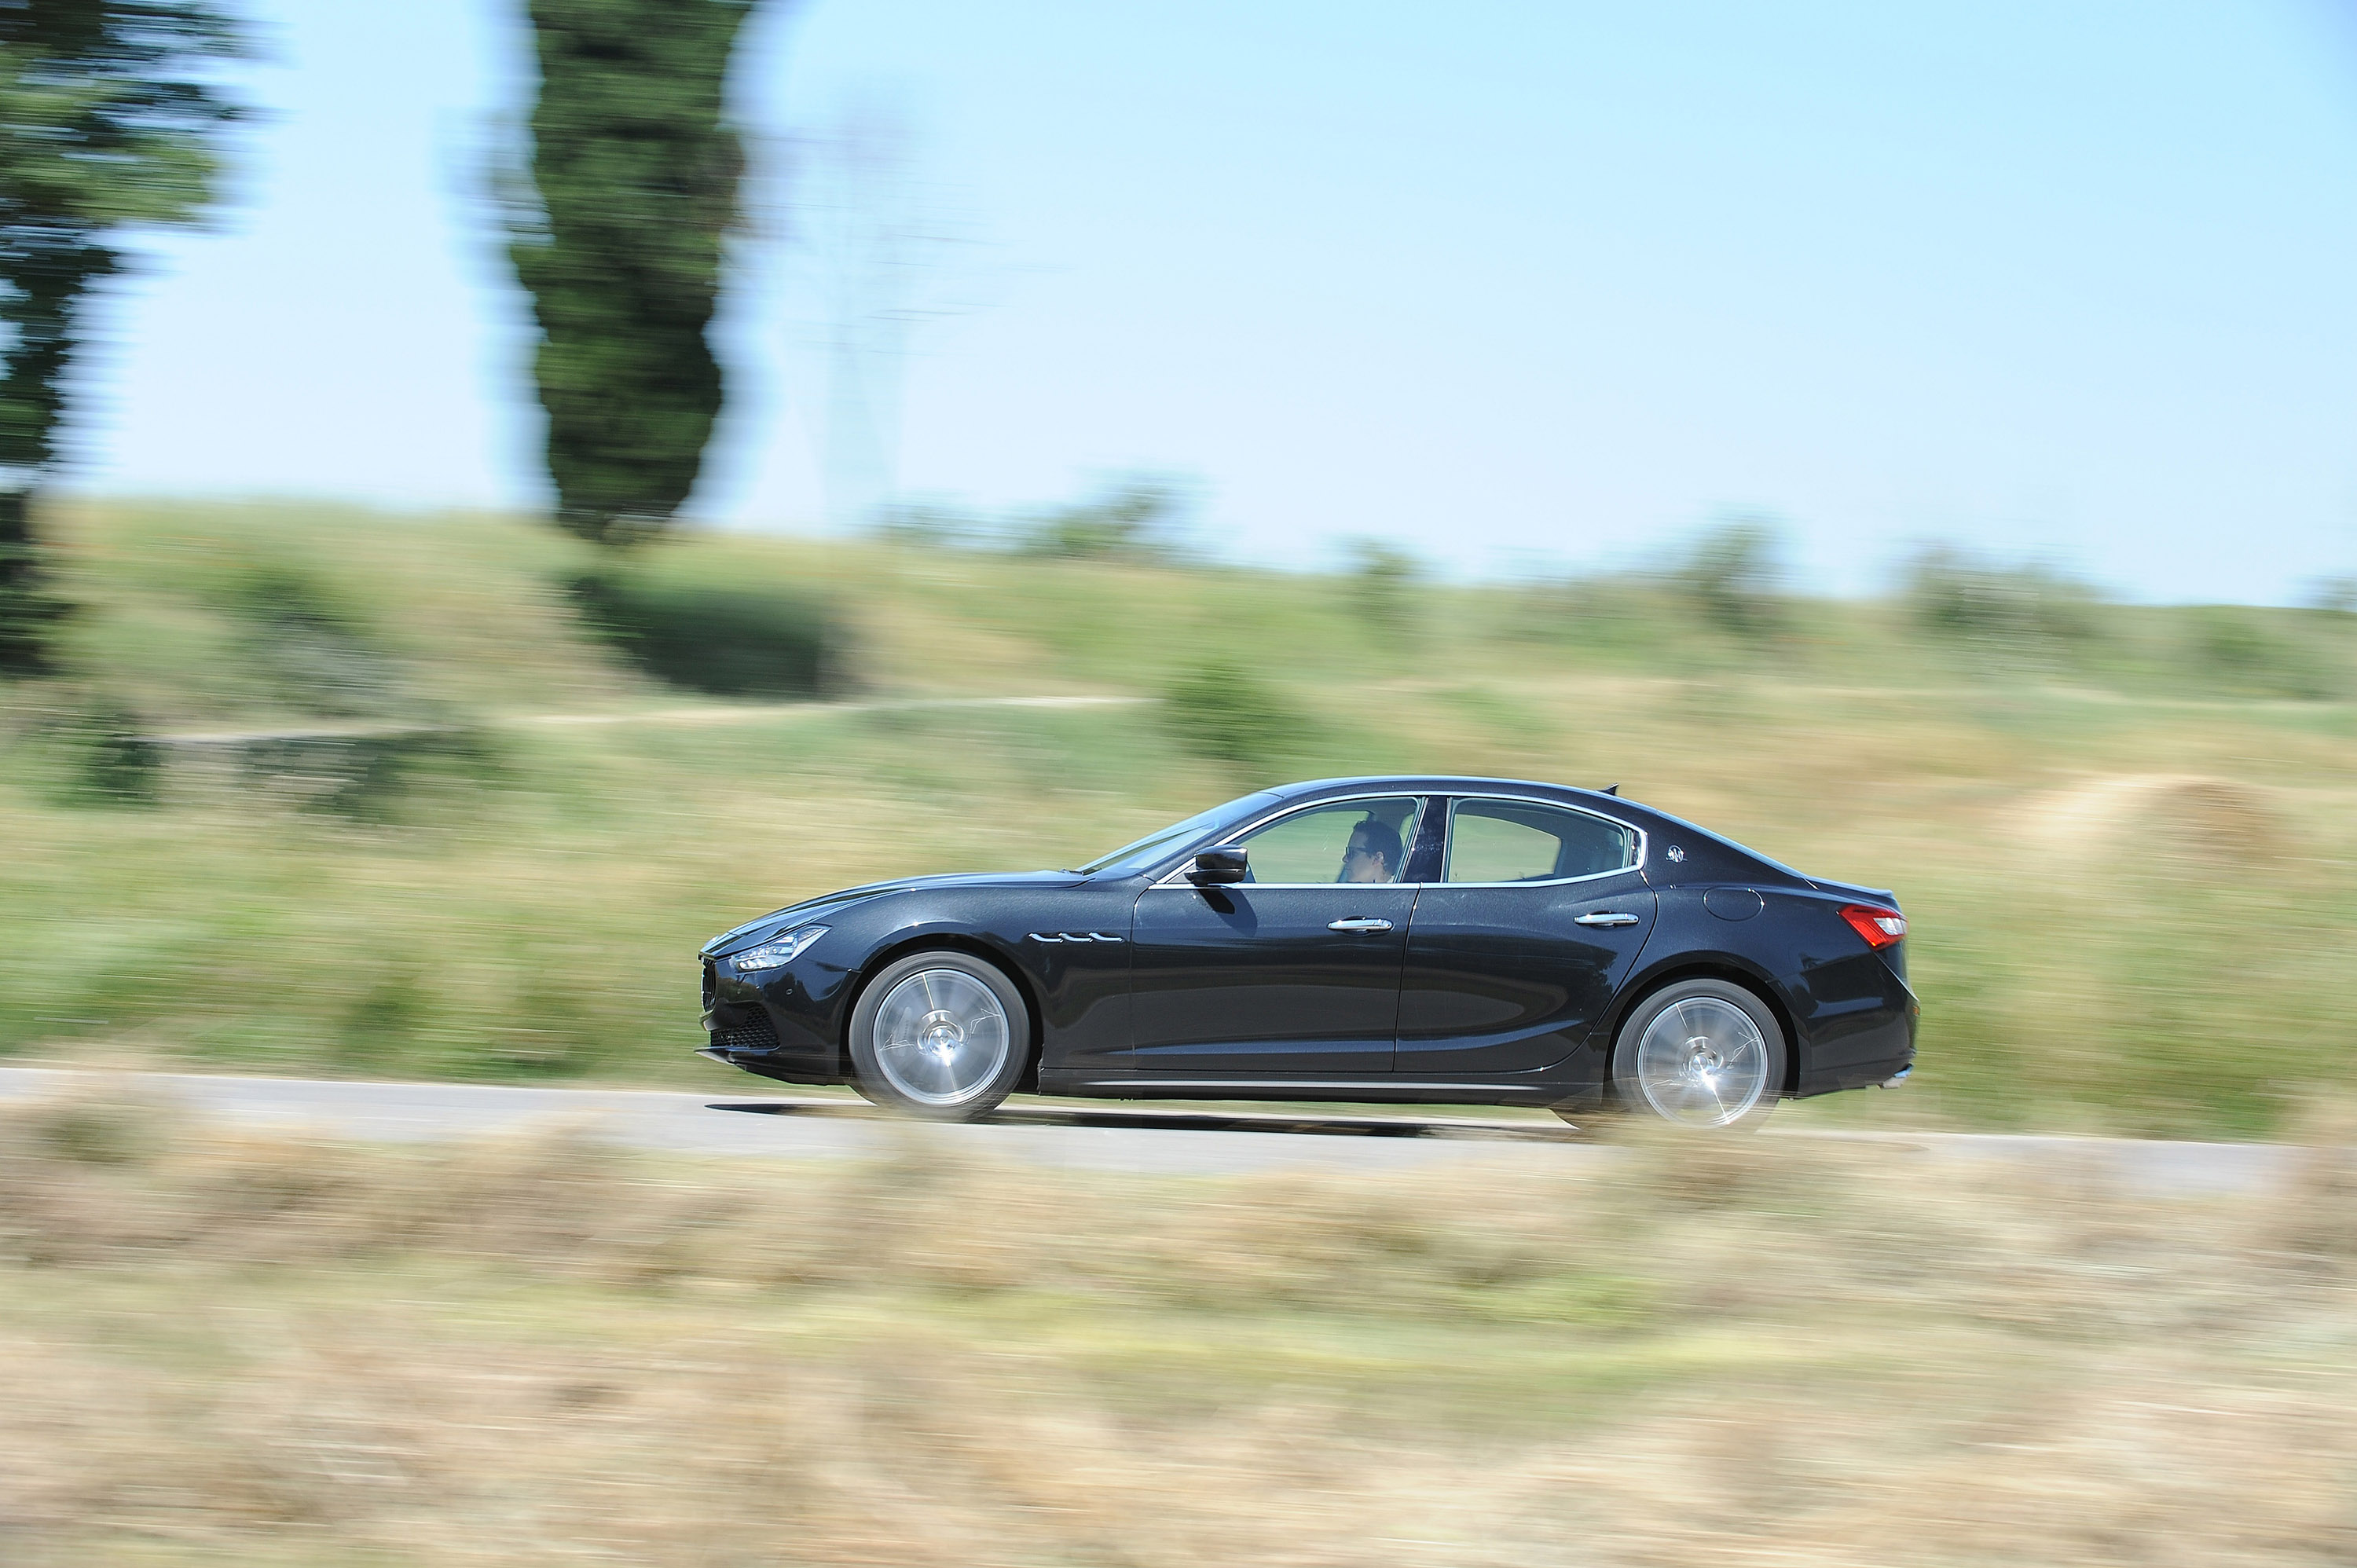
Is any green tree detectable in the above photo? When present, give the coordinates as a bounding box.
[508,0,756,548]
[0,0,243,672]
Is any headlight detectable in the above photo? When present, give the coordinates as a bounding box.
[730,925,828,971]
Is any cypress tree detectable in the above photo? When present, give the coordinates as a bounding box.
[509,0,756,548]
[0,0,243,672]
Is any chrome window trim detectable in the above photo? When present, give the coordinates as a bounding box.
[1145,790,1432,889]
[1431,792,1648,888]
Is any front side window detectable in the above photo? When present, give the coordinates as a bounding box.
[1235,797,1423,884]
[1442,799,1637,884]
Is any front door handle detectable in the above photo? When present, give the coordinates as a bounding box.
[1328,918,1394,933]
[1574,912,1641,927]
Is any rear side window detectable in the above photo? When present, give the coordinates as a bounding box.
[1442,799,1637,884]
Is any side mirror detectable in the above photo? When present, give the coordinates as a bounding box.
[1186,846,1248,885]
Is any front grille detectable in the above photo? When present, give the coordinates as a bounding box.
[702,959,716,1010]
[712,1009,781,1055]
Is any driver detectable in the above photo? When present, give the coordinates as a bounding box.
[1340,815,1405,884]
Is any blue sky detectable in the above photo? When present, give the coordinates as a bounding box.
[69,0,2357,601]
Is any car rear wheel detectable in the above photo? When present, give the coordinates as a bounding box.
[1609,978,1786,1132]
[848,951,1030,1122]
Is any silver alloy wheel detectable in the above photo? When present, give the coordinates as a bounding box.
[871,967,1013,1108]
[1633,995,1770,1128]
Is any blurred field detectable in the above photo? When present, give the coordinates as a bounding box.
[2,1085,2354,1565]
[2,499,2354,1136]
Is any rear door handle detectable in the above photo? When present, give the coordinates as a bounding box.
[1574,912,1640,927]
[1328,918,1394,933]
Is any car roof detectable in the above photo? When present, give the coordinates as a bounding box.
[1266,775,1622,806]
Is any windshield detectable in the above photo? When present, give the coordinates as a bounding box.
[1065,793,1278,876]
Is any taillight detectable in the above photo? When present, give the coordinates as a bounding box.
[1839,905,1908,949]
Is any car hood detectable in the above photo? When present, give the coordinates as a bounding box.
[699,870,1087,956]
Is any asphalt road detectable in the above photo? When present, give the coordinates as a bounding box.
[0,1067,2297,1193]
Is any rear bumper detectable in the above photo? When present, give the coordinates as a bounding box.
[1791,961,1919,1097]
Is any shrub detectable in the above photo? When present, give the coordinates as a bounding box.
[566,570,840,698]
[20,691,163,808]
[230,727,503,822]
[1341,537,1420,639]
[872,500,985,549]
[1015,476,1189,562]
[224,562,401,717]
[1903,547,2104,655]
[1494,575,1640,647]
[1161,659,1301,773]
[2186,607,2336,700]
[1664,517,1783,637]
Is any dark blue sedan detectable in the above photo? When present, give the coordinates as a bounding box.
[698,776,1917,1130]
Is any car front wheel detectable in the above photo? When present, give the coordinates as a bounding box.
[847,951,1030,1122]
[1609,978,1787,1131]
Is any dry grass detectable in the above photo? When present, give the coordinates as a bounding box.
[2,1083,2354,1565]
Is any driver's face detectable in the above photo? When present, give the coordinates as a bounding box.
[1342,836,1390,883]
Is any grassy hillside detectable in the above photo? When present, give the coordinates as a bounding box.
[3,499,2353,1136]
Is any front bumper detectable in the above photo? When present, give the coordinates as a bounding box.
[698,952,851,1082]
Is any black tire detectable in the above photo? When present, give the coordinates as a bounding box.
[1608,977,1787,1132]
[847,950,1031,1122]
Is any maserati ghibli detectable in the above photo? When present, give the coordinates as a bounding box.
[696,777,1917,1130]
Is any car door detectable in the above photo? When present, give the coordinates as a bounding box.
[1395,796,1656,1075]
[1127,795,1424,1075]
